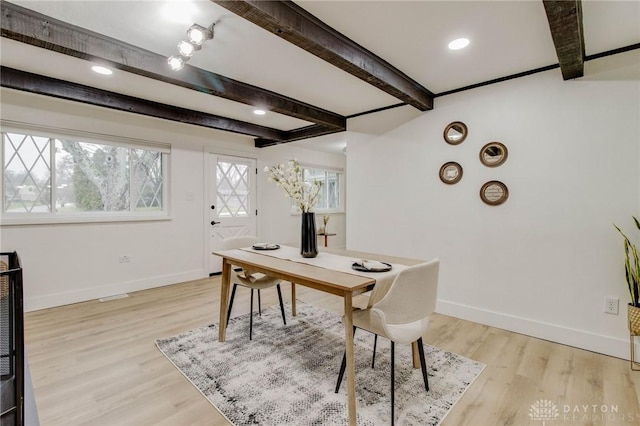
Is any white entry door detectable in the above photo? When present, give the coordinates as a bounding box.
[209,154,257,274]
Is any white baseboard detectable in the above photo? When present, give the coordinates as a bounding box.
[24,268,206,312]
[436,299,633,361]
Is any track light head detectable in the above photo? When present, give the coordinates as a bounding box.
[187,23,214,46]
[167,55,186,71]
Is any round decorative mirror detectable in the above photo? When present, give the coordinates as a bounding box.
[480,142,508,167]
[480,181,509,206]
[443,121,468,145]
[439,162,463,184]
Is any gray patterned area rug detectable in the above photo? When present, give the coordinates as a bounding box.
[156,301,485,426]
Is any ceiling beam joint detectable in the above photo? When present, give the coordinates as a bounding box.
[255,124,344,148]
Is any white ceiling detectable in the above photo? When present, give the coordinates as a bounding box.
[2,0,639,153]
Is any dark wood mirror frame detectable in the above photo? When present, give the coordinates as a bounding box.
[480,181,509,206]
[439,162,463,185]
[443,121,468,145]
[480,141,508,167]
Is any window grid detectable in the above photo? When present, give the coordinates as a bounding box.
[2,131,167,220]
[132,149,163,212]
[3,133,52,213]
[216,161,249,218]
[300,166,343,212]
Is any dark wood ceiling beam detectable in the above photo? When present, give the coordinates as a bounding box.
[213,0,434,111]
[543,0,585,80]
[0,67,286,140]
[0,0,345,129]
[255,124,343,148]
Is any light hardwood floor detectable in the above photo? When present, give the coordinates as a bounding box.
[24,277,640,426]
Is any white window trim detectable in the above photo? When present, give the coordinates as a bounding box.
[0,122,172,225]
[0,212,172,226]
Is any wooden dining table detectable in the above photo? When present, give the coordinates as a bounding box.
[213,246,422,426]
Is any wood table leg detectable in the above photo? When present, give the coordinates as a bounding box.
[218,259,231,342]
[343,292,357,426]
[291,282,297,316]
[411,341,420,368]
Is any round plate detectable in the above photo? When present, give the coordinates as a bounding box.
[351,261,392,273]
[252,243,280,251]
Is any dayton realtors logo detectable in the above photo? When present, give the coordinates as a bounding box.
[562,404,636,423]
[530,400,637,424]
[529,399,560,425]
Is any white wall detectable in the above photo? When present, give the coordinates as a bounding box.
[0,88,346,311]
[346,65,640,359]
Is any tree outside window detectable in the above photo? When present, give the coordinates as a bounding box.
[2,131,167,217]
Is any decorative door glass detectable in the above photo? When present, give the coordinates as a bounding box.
[216,161,249,218]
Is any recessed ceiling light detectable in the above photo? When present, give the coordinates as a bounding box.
[448,38,470,50]
[253,109,266,116]
[91,65,112,75]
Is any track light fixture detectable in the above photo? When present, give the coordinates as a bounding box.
[187,23,214,46]
[167,22,215,71]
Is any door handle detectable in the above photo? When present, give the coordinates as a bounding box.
[211,220,221,226]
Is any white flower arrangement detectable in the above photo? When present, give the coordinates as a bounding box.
[264,159,322,213]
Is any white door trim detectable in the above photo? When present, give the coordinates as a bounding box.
[204,152,258,275]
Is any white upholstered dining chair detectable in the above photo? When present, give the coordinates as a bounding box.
[222,236,287,340]
[335,258,440,425]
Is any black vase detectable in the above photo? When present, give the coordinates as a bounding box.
[300,212,318,258]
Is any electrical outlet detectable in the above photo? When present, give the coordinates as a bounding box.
[119,255,131,263]
[604,297,619,315]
